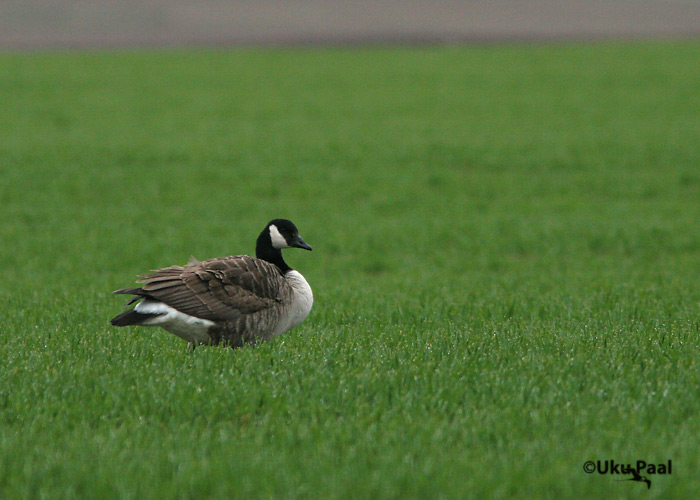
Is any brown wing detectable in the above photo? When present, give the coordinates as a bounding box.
[134,255,287,322]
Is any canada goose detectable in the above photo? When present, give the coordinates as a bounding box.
[110,219,313,349]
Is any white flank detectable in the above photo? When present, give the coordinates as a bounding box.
[135,300,215,345]
[269,224,289,249]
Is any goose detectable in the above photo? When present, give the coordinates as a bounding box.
[110,219,313,349]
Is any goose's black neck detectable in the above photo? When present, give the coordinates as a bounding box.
[256,231,291,273]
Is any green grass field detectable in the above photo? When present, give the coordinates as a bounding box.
[1,41,699,499]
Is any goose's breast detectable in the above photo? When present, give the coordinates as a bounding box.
[278,270,313,335]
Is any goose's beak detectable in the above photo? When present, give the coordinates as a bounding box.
[293,235,312,251]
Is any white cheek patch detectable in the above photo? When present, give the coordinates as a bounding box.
[269,224,289,249]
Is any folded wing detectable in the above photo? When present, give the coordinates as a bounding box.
[118,255,288,322]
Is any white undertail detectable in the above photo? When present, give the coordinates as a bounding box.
[135,300,215,345]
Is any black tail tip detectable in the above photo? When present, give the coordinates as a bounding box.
[111,309,146,327]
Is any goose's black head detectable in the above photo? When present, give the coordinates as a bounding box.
[256,219,312,272]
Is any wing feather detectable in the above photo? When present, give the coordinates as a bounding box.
[132,255,288,322]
